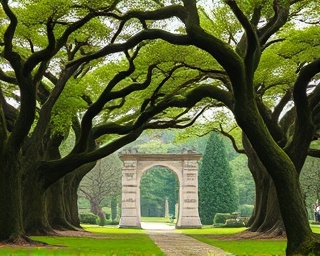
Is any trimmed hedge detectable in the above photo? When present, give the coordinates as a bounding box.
[225,217,247,227]
[213,213,249,227]
[105,220,119,225]
[213,213,231,225]
[79,213,98,224]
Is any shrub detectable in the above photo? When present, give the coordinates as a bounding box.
[239,216,250,226]
[79,213,98,224]
[105,219,119,225]
[225,218,246,227]
[213,213,231,225]
[214,212,249,227]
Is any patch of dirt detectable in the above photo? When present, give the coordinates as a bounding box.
[207,230,287,241]
[54,229,97,237]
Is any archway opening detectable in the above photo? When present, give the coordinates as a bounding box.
[118,152,202,228]
[140,166,179,223]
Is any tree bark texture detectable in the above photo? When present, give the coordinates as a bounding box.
[0,153,26,242]
[23,186,53,235]
[236,103,319,255]
[243,135,284,236]
[46,179,75,231]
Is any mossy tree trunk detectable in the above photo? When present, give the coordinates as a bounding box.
[233,88,318,254]
[244,136,284,236]
[22,173,53,235]
[47,162,96,229]
[179,3,320,253]
[46,179,73,230]
[232,83,317,254]
[64,175,82,228]
[22,131,65,234]
[0,152,26,242]
[65,163,96,228]
[1,0,164,242]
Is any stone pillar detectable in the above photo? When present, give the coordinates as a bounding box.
[119,160,140,227]
[176,159,202,228]
[175,203,179,220]
[165,198,169,218]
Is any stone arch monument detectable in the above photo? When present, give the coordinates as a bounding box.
[118,150,202,228]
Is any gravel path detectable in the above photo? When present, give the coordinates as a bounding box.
[141,222,234,256]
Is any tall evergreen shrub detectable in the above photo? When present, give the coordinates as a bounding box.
[198,132,238,224]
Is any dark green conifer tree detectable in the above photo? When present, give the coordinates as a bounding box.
[198,132,238,224]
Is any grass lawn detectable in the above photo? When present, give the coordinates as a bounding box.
[179,226,287,256]
[191,235,286,256]
[1,224,319,255]
[180,225,320,256]
[0,225,164,256]
[311,224,320,233]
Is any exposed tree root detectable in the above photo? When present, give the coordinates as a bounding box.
[213,229,286,241]
[50,220,81,231]
[25,227,57,236]
[2,234,47,246]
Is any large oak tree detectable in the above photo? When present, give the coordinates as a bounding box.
[0,0,206,242]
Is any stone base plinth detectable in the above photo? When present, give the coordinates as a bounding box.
[119,217,141,228]
[176,217,202,228]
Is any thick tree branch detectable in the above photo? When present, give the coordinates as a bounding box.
[22,17,56,76]
[225,0,260,78]
[39,80,232,187]
[271,90,292,124]
[257,0,290,46]
[106,65,158,106]
[219,125,245,154]
[71,47,142,154]
[0,88,9,145]
[7,77,36,154]
[67,29,191,68]
[254,98,286,147]
[0,68,18,85]
[1,0,17,59]
[262,38,286,52]
[147,104,210,130]
[1,96,18,132]
[182,0,200,27]
[286,59,320,171]
[23,5,119,78]
[39,125,145,189]
[110,5,188,43]
[251,6,262,26]
[308,149,320,158]
[307,81,320,141]
[168,84,233,109]
[26,65,80,155]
